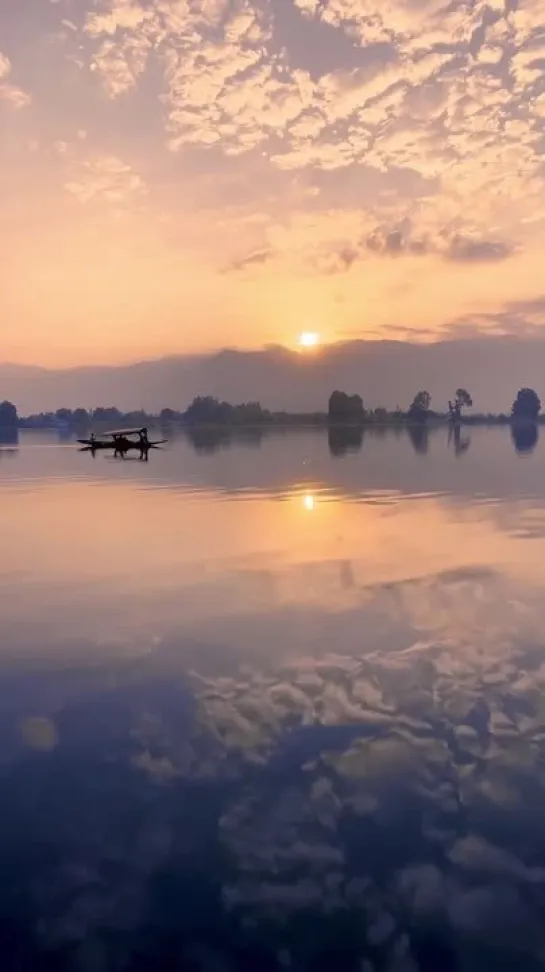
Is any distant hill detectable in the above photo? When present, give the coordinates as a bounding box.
[2,337,545,414]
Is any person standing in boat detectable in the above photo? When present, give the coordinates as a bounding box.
[113,433,128,457]
[137,427,149,461]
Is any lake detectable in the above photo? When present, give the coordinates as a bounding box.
[2,426,545,970]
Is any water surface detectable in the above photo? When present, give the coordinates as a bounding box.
[2,427,545,970]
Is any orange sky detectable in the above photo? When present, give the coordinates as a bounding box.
[2,0,545,366]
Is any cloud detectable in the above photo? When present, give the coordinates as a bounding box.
[0,53,10,80]
[0,84,32,109]
[448,835,545,884]
[78,0,545,251]
[320,245,360,274]
[313,219,515,273]
[366,226,515,265]
[89,34,152,97]
[365,223,428,258]
[19,716,58,751]
[445,296,545,340]
[83,0,313,155]
[225,248,273,273]
[0,52,31,109]
[64,155,146,204]
[445,235,514,263]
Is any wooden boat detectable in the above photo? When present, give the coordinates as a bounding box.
[78,427,167,452]
[79,440,167,451]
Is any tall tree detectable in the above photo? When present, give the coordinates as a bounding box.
[511,388,541,421]
[160,408,178,425]
[456,388,472,410]
[0,401,18,428]
[91,407,122,426]
[328,391,365,423]
[72,409,89,427]
[412,391,431,411]
[56,408,73,423]
[408,390,431,422]
[449,388,473,421]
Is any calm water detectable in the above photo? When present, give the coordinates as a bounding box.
[2,426,545,970]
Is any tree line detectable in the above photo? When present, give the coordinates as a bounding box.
[1,386,544,431]
[327,387,542,423]
[14,398,324,430]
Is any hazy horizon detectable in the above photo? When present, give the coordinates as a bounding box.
[4,334,545,414]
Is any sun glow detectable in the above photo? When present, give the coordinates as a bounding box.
[298,331,320,349]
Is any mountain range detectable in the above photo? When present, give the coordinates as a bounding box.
[1,337,544,415]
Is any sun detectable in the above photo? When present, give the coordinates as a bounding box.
[298,331,320,349]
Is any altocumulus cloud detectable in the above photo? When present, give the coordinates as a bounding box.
[2,0,545,351]
[64,154,146,204]
[73,0,545,280]
[80,0,545,190]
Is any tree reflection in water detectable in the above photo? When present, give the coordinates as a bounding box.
[511,422,539,455]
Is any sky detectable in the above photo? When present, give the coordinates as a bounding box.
[1,0,545,367]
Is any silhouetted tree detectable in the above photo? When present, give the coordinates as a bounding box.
[0,400,17,429]
[184,396,266,425]
[511,422,539,454]
[229,401,266,425]
[92,407,122,426]
[413,391,431,410]
[328,391,364,423]
[72,408,89,427]
[456,388,473,410]
[55,408,73,424]
[448,388,473,421]
[185,396,226,424]
[511,388,541,421]
[124,410,149,427]
[408,391,431,423]
[160,408,178,425]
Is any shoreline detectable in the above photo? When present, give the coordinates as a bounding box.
[11,415,545,433]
